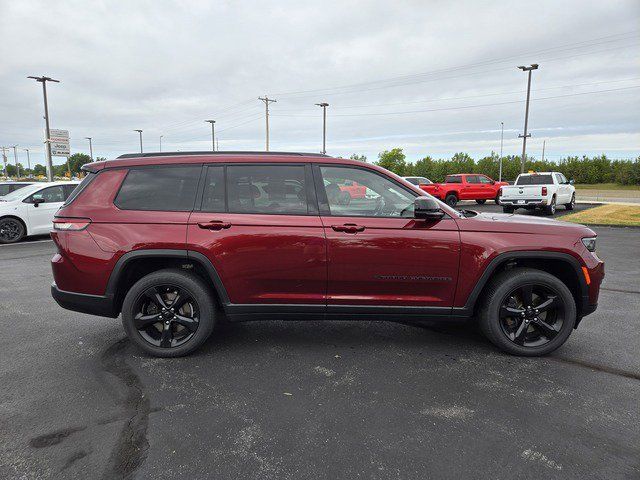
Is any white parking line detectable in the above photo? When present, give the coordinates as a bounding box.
[0,239,53,247]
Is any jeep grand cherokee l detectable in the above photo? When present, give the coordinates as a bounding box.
[51,152,604,357]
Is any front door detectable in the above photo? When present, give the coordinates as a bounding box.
[187,163,326,306]
[24,185,67,234]
[315,165,460,309]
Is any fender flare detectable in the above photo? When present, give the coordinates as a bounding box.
[105,249,230,305]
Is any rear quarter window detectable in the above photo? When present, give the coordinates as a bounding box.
[114,165,201,211]
[64,175,95,205]
[445,175,462,184]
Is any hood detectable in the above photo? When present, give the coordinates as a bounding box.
[457,211,595,237]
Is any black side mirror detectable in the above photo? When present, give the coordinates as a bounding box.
[414,196,444,221]
[490,180,495,185]
[31,195,44,207]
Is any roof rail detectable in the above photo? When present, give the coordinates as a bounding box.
[116,151,332,159]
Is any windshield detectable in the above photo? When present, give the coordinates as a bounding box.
[0,183,43,201]
[516,174,553,185]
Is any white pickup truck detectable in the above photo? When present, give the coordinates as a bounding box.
[499,172,575,215]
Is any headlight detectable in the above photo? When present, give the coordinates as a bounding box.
[581,237,597,252]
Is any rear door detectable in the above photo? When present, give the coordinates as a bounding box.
[315,164,460,310]
[187,163,326,308]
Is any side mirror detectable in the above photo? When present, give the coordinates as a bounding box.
[569,179,575,185]
[490,179,495,185]
[414,196,444,221]
[31,194,44,206]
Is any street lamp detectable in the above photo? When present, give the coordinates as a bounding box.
[85,137,93,161]
[134,130,143,153]
[22,148,32,174]
[27,75,59,181]
[517,64,538,173]
[315,102,329,154]
[159,135,163,152]
[205,120,215,151]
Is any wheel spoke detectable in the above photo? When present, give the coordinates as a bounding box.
[533,319,559,339]
[170,292,188,310]
[520,285,533,306]
[160,326,173,347]
[145,287,168,310]
[174,314,198,333]
[535,295,558,313]
[511,320,528,344]
[134,313,161,329]
[500,305,525,318]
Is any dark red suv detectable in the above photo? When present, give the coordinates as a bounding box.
[51,152,604,357]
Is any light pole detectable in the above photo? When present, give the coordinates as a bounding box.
[499,121,504,182]
[315,102,329,154]
[22,148,31,174]
[85,137,93,161]
[11,145,20,178]
[205,120,216,151]
[159,135,163,152]
[1,147,8,177]
[134,130,143,153]
[517,64,538,174]
[27,75,59,181]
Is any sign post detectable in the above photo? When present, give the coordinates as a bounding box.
[48,129,70,178]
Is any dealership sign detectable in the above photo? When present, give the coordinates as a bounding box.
[49,129,70,156]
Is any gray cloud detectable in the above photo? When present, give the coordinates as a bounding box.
[1,0,639,167]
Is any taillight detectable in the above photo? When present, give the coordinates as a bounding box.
[542,187,547,196]
[53,219,91,231]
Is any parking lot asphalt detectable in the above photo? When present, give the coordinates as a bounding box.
[1,211,639,479]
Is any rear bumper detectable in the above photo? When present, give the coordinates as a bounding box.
[500,198,548,207]
[51,283,118,318]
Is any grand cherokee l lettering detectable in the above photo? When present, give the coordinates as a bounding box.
[50,152,603,357]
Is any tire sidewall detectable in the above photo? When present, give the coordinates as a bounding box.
[480,269,576,356]
[445,194,457,207]
[0,218,25,244]
[121,269,216,357]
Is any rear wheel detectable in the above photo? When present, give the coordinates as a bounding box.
[565,193,575,210]
[121,269,216,357]
[0,217,25,244]
[445,194,458,208]
[478,268,576,356]
[475,199,486,205]
[545,196,557,215]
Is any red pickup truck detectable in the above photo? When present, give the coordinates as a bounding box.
[419,174,507,207]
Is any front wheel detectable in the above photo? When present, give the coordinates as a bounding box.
[565,194,575,210]
[475,199,486,205]
[478,268,576,356]
[0,217,26,244]
[445,194,458,208]
[121,269,216,357]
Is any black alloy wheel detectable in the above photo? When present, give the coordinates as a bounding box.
[445,194,458,207]
[498,284,564,348]
[133,284,200,348]
[121,269,216,357]
[566,194,576,210]
[476,199,487,205]
[0,218,25,244]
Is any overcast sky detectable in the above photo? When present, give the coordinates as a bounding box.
[1,0,639,167]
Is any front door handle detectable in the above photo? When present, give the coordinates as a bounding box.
[197,221,231,231]
[332,223,365,233]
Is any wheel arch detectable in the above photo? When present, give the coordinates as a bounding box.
[105,249,230,316]
[461,251,589,322]
[0,214,28,236]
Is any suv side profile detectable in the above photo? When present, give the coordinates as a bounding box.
[51,152,604,358]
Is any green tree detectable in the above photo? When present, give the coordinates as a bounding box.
[68,153,92,175]
[349,154,367,162]
[33,164,47,176]
[376,148,407,175]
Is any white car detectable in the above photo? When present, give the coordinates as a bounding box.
[0,181,79,243]
[500,172,575,215]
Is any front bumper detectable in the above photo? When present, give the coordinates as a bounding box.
[51,283,118,318]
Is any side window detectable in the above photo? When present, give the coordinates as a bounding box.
[226,165,308,215]
[555,174,563,184]
[62,184,77,199]
[201,166,225,212]
[479,176,492,184]
[30,186,65,203]
[319,166,416,217]
[445,175,462,184]
[114,165,201,211]
[466,175,480,184]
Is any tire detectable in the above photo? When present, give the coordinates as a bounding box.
[502,206,514,213]
[494,194,501,205]
[445,194,458,208]
[478,268,576,356]
[121,269,216,357]
[475,199,486,205]
[0,217,26,244]
[565,193,575,210]
[544,196,556,215]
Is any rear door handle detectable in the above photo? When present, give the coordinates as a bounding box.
[197,221,231,231]
[332,223,365,233]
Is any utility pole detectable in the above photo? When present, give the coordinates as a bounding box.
[1,147,8,177]
[28,75,59,182]
[541,140,546,162]
[517,64,538,174]
[85,137,93,161]
[205,120,216,151]
[12,145,20,178]
[499,121,504,182]
[134,130,143,153]
[258,96,276,151]
[159,135,163,152]
[315,102,329,154]
[23,148,31,174]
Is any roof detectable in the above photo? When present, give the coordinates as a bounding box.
[116,151,331,159]
[0,181,34,185]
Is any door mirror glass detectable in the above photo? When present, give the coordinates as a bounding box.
[569,179,575,185]
[414,196,444,221]
[31,194,44,205]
